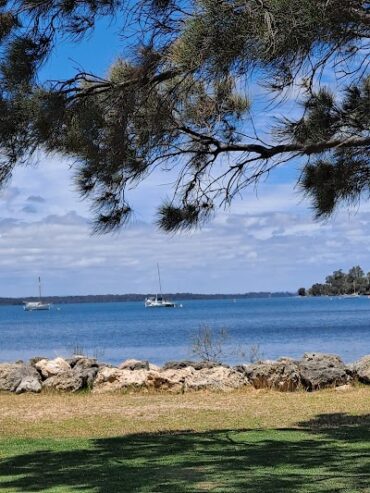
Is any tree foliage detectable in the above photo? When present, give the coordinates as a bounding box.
[0,0,369,232]
[308,265,370,295]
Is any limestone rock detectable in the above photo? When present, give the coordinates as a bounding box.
[119,359,150,371]
[192,361,227,370]
[162,360,198,370]
[335,384,353,392]
[244,361,301,391]
[0,363,23,391]
[16,375,42,394]
[43,370,84,392]
[82,367,99,388]
[43,367,99,392]
[0,363,42,393]
[29,356,48,367]
[353,355,370,383]
[345,362,356,378]
[92,367,152,393]
[148,367,195,392]
[72,357,99,371]
[277,357,297,364]
[35,357,71,379]
[302,352,343,365]
[184,367,247,392]
[67,354,86,366]
[162,360,222,370]
[298,353,350,390]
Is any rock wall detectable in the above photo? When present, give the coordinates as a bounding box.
[0,353,368,394]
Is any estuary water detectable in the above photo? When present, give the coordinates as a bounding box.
[0,296,369,365]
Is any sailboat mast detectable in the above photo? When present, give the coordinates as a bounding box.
[38,277,42,301]
[157,263,163,296]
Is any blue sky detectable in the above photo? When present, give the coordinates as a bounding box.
[0,16,368,297]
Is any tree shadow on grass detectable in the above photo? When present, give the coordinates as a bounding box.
[0,414,370,492]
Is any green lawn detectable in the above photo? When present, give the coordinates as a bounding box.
[1,420,370,492]
[1,390,370,492]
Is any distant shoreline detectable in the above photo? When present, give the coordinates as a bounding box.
[0,292,294,306]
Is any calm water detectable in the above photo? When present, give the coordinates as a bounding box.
[0,297,369,365]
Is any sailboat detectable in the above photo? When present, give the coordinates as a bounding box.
[145,264,176,308]
[24,277,51,311]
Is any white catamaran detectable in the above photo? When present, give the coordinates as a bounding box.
[24,277,51,311]
[145,264,176,308]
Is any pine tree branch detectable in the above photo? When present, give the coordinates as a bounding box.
[215,136,370,159]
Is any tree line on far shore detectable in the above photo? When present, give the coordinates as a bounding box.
[0,292,294,306]
[299,266,370,296]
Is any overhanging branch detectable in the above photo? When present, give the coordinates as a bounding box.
[215,135,370,159]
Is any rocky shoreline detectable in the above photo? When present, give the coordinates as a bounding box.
[1,353,370,394]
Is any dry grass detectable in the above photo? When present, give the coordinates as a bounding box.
[1,386,370,439]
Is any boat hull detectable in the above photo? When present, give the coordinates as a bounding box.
[145,297,176,308]
[24,302,51,311]
[145,303,176,308]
